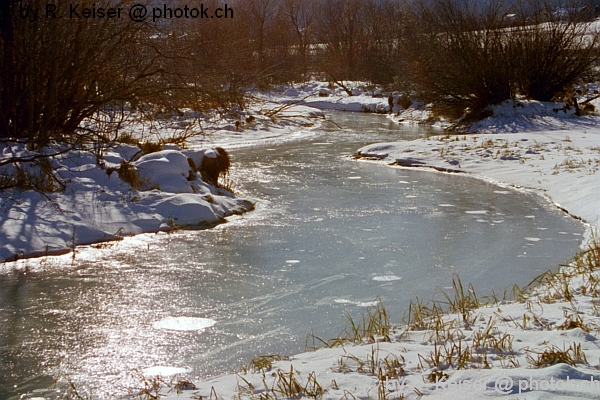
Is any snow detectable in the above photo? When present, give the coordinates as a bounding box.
[263,80,397,113]
[372,275,402,282]
[6,80,600,399]
[0,143,253,261]
[153,86,600,400]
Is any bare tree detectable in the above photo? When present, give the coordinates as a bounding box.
[281,0,318,80]
[403,0,518,119]
[403,0,600,120]
[508,0,600,101]
[0,0,168,146]
[237,0,278,83]
[317,0,369,82]
[358,0,408,84]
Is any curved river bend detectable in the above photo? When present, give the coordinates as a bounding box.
[0,112,584,399]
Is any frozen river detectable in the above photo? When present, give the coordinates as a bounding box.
[0,112,584,399]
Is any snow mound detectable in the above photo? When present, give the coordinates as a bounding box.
[470,100,599,133]
[0,144,253,261]
[134,150,194,192]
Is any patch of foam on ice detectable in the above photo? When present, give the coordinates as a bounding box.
[142,366,189,376]
[334,299,381,307]
[153,317,216,331]
[334,299,353,304]
[465,210,488,214]
[372,275,401,282]
[357,301,380,307]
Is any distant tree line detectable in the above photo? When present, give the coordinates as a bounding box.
[1,0,600,147]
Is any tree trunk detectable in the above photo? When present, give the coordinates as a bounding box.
[0,0,16,138]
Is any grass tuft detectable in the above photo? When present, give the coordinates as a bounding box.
[526,343,588,368]
[242,354,288,374]
[117,160,142,189]
[236,365,323,400]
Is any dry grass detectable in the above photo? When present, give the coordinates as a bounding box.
[116,160,142,189]
[235,365,323,400]
[241,354,289,374]
[523,237,600,305]
[402,274,486,335]
[306,298,392,350]
[526,343,588,368]
[0,157,63,193]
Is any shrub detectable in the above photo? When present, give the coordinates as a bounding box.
[199,147,231,187]
[139,142,162,155]
[0,153,64,192]
[402,0,514,120]
[0,0,167,146]
[507,1,600,101]
[402,0,600,121]
[398,93,413,110]
[117,161,141,190]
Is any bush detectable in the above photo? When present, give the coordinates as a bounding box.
[508,1,600,101]
[199,147,231,187]
[0,0,235,147]
[398,93,413,110]
[117,161,142,190]
[403,0,513,120]
[402,0,600,121]
[0,154,63,192]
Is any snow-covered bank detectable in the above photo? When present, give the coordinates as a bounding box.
[8,81,600,399]
[184,104,326,149]
[356,111,600,238]
[0,82,391,262]
[0,100,330,262]
[153,94,600,400]
[265,81,397,114]
[0,143,254,262]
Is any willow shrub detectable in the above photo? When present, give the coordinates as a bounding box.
[403,0,600,121]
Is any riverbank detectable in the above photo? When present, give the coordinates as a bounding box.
[356,101,600,242]
[0,82,388,262]
[156,86,600,399]
[0,103,325,263]
[6,81,600,399]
